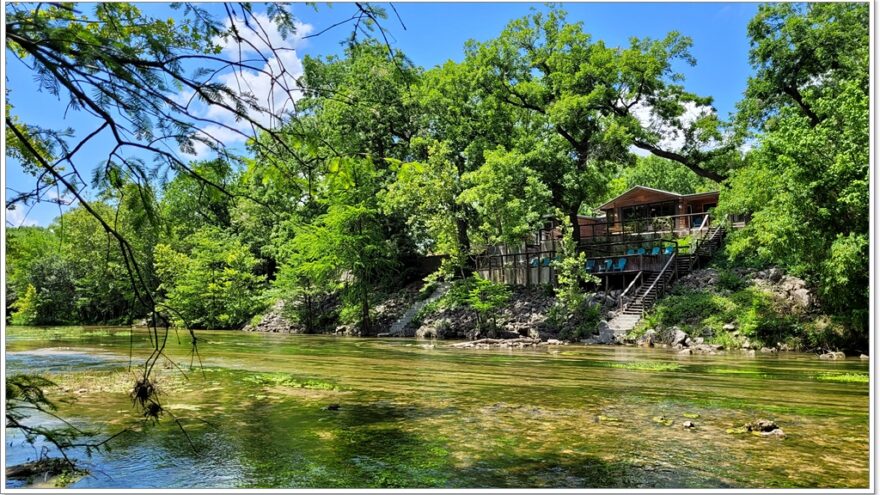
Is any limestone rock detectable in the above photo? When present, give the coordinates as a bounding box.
[671,328,688,347]
[638,329,657,348]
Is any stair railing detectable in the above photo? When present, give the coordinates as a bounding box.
[638,253,676,315]
[617,271,643,311]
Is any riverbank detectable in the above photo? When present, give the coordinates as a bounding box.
[243,264,866,357]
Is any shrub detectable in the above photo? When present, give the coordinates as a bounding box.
[717,269,746,292]
[465,275,510,336]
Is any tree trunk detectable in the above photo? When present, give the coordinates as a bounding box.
[568,208,582,245]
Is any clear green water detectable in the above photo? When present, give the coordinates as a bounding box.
[4,326,870,488]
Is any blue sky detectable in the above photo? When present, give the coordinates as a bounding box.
[4,2,760,227]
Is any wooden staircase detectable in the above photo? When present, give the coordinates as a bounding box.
[604,225,727,339]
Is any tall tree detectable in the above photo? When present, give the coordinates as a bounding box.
[465,7,727,241]
[719,3,869,333]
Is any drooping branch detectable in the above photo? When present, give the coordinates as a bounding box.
[631,139,727,183]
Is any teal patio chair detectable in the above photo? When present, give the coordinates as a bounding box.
[529,257,540,267]
[636,247,647,255]
[585,259,596,272]
[663,246,675,255]
[602,259,613,272]
[626,248,636,255]
[613,258,627,271]
[650,246,661,256]
[541,257,552,267]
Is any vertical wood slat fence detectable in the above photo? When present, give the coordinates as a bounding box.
[473,250,558,286]
[473,247,680,286]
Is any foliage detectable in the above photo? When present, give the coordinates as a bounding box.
[154,227,267,329]
[10,255,77,325]
[383,141,467,274]
[550,210,600,340]
[5,374,99,467]
[719,3,869,337]
[464,275,511,336]
[281,158,401,334]
[4,4,870,358]
[160,160,235,244]
[553,212,597,309]
[10,284,39,325]
[716,269,746,292]
[458,148,551,249]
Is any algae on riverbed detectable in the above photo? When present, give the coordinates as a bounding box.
[4,326,870,489]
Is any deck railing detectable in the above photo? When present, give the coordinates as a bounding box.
[617,271,643,310]
[473,247,680,287]
[577,212,713,246]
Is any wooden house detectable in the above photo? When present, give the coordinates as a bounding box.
[597,186,719,235]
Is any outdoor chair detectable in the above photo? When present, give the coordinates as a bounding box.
[529,257,540,267]
[585,259,596,272]
[650,247,661,256]
[663,246,675,255]
[636,247,646,255]
[626,248,636,255]
[613,258,627,271]
[541,257,552,267]
[602,259,613,272]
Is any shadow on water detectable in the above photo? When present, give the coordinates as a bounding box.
[454,450,735,489]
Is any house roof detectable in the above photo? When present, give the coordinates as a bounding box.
[598,186,718,210]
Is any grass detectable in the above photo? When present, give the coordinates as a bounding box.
[815,373,869,384]
[607,361,682,372]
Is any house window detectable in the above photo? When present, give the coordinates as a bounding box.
[621,201,676,221]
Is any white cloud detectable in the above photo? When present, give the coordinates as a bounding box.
[6,206,38,227]
[185,11,313,158]
[631,100,716,151]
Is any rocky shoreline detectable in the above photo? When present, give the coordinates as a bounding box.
[241,266,866,359]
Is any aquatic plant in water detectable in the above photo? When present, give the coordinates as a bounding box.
[608,361,682,372]
[815,373,869,384]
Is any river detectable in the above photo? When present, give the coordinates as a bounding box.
[4,326,870,488]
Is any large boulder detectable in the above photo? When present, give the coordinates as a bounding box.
[790,288,813,309]
[243,300,302,334]
[671,327,688,347]
[638,329,657,347]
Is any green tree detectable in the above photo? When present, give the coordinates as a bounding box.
[383,141,468,275]
[598,155,716,208]
[465,275,511,337]
[154,227,267,329]
[458,147,552,251]
[160,160,235,244]
[5,226,57,320]
[719,3,869,334]
[401,59,521,263]
[281,158,400,335]
[465,8,731,242]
